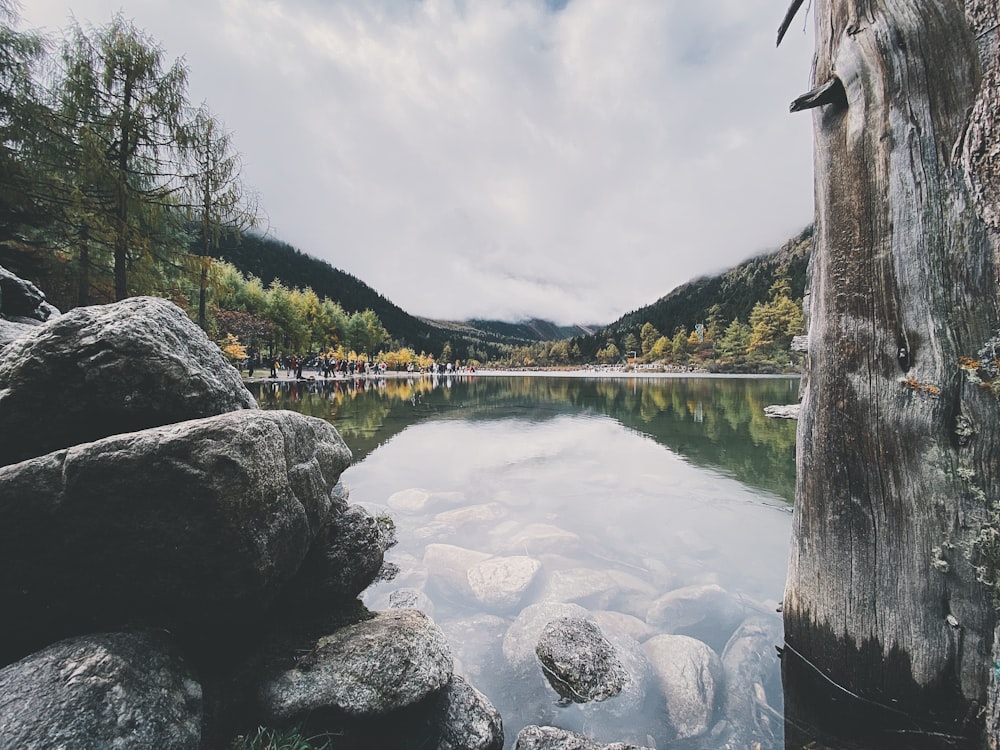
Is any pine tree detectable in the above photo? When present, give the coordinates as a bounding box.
[56,14,190,302]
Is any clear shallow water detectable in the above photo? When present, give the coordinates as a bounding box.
[253,374,798,748]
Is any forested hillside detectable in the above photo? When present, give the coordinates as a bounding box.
[571,226,812,364]
[212,232,566,361]
[212,233,440,351]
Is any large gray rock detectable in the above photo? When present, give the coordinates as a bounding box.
[642,634,722,740]
[0,317,38,346]
[0,631,202,750]
[389,587,436,616]
[256,609,453,723]
[0,296,256,466]
[514,725,652,750]
[502,602,592,673]
[0,409,351,662]
[434,675,504,750]
[281,503,389,610]
[535,617,627,704]
[0,265,58,322]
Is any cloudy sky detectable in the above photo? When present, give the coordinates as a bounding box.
[21,0,816,325]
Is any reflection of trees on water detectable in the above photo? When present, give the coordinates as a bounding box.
[253,375,798,501]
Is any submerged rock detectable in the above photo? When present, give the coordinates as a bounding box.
[717,616,783,749]
[424,543,492,599]
[538,568,656,612]
[390,487,434,512]
[645,583,745,651]
[467,555,542,610]
[0,631,202,750]
[592,610,657,644]
[642,634,722,740]
[495,522,582,555]
[0,296,255,466]
[435,502,507,527]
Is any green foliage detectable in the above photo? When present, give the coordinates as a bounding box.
[55,13,192,302]
[715,318,752,362]
[596,341,621,364]
[0,0,47,245]
[640,322,660,356]
[572,226,812,364]
[185,104,259,328]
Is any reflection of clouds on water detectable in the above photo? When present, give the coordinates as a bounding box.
[346,411,789,746]
[346,414,790,601]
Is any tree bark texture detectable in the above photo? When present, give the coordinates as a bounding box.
[784,0,1000,745]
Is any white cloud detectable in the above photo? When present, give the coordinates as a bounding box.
[21,0,815,325]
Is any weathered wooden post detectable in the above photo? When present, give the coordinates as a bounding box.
[779,0,1000,746]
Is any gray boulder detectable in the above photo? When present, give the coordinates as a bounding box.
[389,587,436,616]
[0,631,201,750]
[281,503,389,611]
[0,316,44,347]
[642,634,722,740]
[514,725,652,750]
[256,609,453,723]
[434,674,504,750]
[0,296,256,466]
[502,602,592,673]
[645,583,746,652]
[535,617,627,704]
[0,265,58,322]
[0,409,351,662]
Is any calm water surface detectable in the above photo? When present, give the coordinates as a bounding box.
[253,374,798,748]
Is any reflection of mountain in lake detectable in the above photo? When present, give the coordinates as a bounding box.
[250,375,798,502]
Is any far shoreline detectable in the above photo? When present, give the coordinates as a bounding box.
[242,367,802,383]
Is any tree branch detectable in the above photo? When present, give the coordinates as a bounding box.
[789,77,846,112]
[777,0,806,47]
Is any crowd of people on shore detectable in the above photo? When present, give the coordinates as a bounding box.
[242,353,476,380]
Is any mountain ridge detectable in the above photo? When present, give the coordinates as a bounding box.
[212,226,812,362]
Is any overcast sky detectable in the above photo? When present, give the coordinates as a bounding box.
[21,0,816,325]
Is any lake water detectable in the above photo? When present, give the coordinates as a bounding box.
[251,373,799,749]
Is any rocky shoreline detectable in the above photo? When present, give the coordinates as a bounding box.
[0,267,786,749]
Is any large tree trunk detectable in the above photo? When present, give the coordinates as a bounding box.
[782,1,1000,746]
